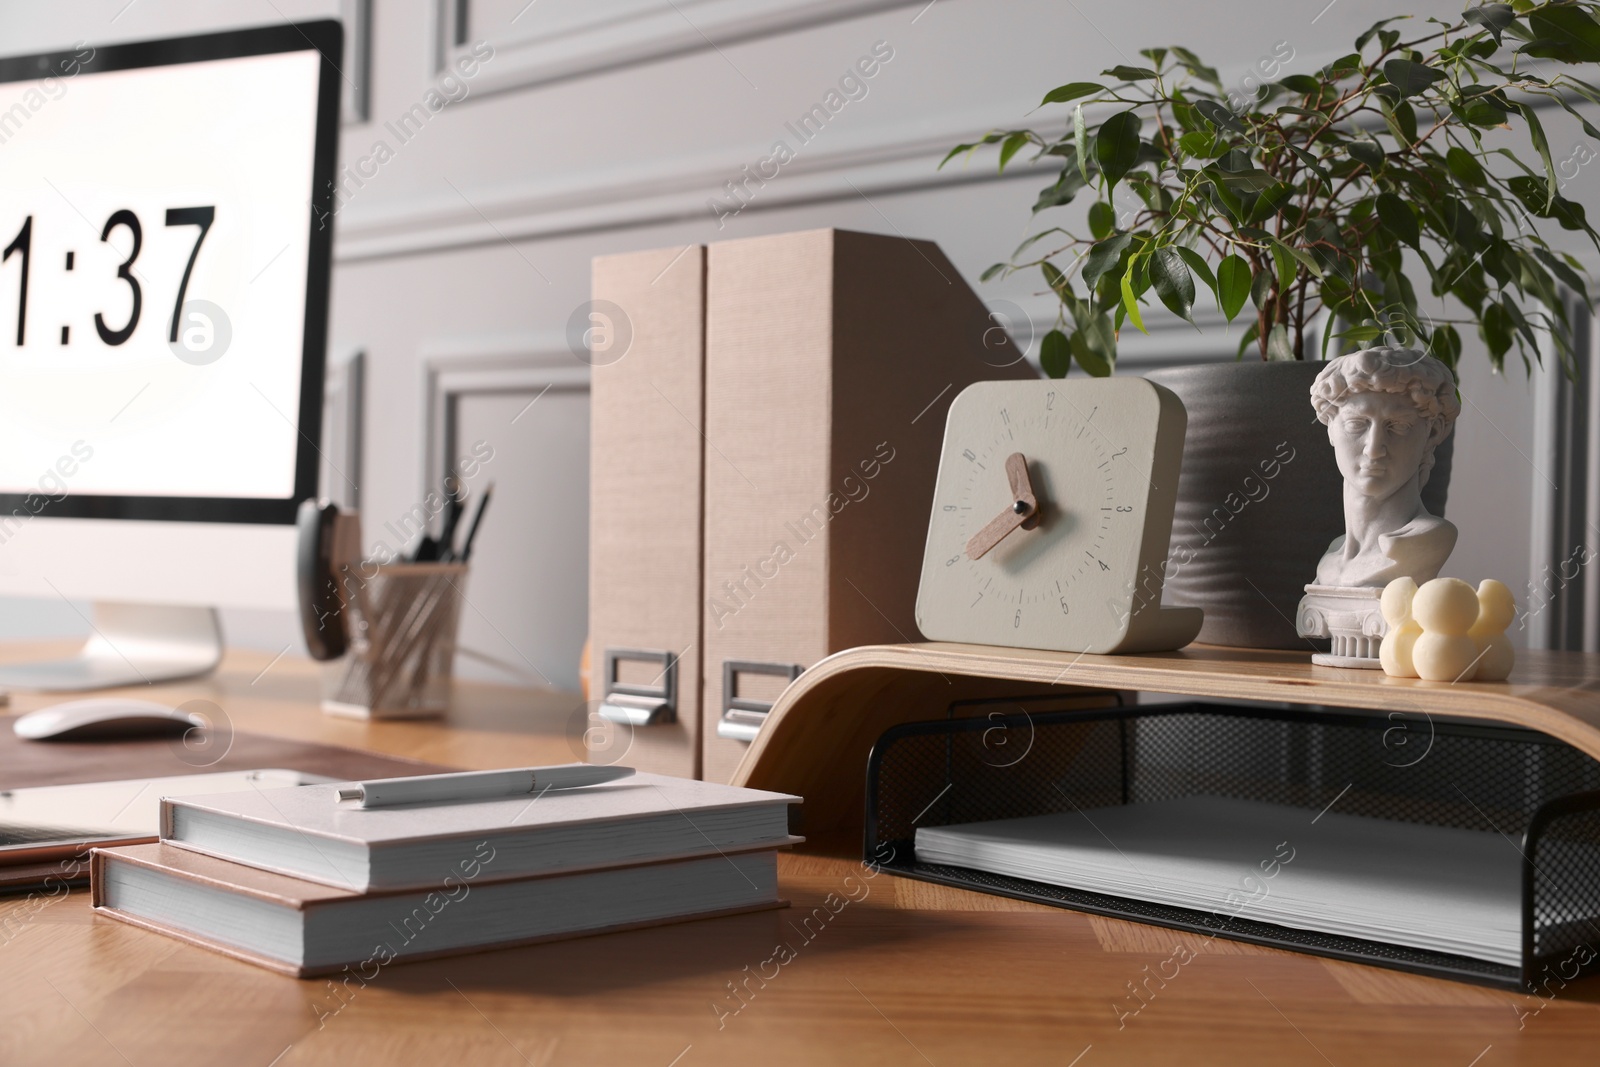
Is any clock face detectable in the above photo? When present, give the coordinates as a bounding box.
[916,378,1182,653]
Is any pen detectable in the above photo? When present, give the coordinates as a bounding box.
[458,482,494,562]
[437,485,466,561]
[335,764,634,808]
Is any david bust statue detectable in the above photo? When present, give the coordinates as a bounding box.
[1311,347,1460,587]
[1298,346,1460,665]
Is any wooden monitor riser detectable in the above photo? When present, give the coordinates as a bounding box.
[731,642,1600,852]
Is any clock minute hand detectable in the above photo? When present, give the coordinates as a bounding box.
[966,452,1039,560]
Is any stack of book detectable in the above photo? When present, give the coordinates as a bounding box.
[91,769,800,976]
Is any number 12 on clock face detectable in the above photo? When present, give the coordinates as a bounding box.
[913,377,1203,655]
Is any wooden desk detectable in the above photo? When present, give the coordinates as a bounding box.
[3,646,1599,1066]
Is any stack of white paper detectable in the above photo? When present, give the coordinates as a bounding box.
[914,794,1523,965]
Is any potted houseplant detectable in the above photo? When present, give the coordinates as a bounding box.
[947,1,1600,647]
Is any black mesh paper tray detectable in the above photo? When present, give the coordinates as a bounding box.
[864,702,1600,991]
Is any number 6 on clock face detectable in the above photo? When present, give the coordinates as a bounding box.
[914,377,1203,655]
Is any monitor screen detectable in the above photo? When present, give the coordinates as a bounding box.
[0,23,340,524]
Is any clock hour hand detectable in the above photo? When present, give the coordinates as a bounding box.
[1006,450,1041,531]
[966,452,1039,560]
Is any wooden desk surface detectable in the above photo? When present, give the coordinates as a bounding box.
[3,646,1599,1066]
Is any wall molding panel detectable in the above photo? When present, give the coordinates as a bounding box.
[435,0,919,94]
[418,337,588,500]
[340,0,373,123]
[321,347,366,508]
[1530,296,1600,652]
[336,115,1044,261]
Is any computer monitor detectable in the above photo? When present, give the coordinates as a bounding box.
[0,22,341,689]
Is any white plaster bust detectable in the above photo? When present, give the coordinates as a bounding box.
[1309,347,1460,589]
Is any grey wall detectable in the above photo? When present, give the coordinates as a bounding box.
[1,0,1585,687]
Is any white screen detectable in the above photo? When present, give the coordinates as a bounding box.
[0,49,320,499]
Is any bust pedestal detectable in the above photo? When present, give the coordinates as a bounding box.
[1297,585,1385,667]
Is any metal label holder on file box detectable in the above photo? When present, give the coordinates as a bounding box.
[716,660,802,742]
[598,648,677,726]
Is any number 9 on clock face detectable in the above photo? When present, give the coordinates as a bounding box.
[914,378,1203,655]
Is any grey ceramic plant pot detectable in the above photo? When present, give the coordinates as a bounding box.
[1144,361,1452,650]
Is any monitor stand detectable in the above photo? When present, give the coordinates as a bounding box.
[0,602,223,691]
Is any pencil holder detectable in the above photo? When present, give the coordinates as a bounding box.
[321,562,468,720]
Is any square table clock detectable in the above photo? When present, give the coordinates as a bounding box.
[915,378,1203,654]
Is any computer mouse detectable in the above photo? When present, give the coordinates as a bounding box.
[12,698,206,741]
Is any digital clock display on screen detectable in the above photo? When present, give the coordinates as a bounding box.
[0,44,326,505]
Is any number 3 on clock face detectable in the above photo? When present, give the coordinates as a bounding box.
[914,377,1203,655]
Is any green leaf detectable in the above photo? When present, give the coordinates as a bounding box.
[979,262,1007,283]
[1074,104,1092,185]
[1070,333,1111,377]
[1428,323,1462,369]
[1270,241,1296,293]
[1336,324,1385,345]
[1534,248,1591,302]
[1219,169,1279,194]
[1266,323,1294,361]
[1041,260,1069,296]
[1464,3,1515,45]
[1170,46,1221,86]
[1274,239,1323,280]
[1217,254,1251,321]
[1323,52,1363,77]
[1070,322,1114,377]
[1150,247,1197,322]
[998,132,1029,173]
[1348,137,1385,171]
[1088,200,1115,240]
[1172,246,1217,297]
[1376,192,1420,247]
[1383,58,1446,97]
[1445,145,1487,185]
[1095,111,1142,192]
[1040,328,1071,378]
[1506,175,1588,230]
[1032,166,1086,213]
[1204,173,1246,223]
[1481,301,1513,365]
[1279,74,1321,94]
[1554,196,1591,232]
[1082,234,1133,288]
[1012,229,1063,261]
[1194,98,1244,134]
[1457,93,1513,126]
[1546,91,1600,145]
[1503,297,1539,354]
[1524,5,1600,63]
[938,131,1007,170]
[1512,102,1558,205]
[1178,130,1217,158]
[1385,99,1418,145]
[1235,320,1262,360]
[1246,181,1296,225]
[1040,81,1107,106]
[1250,266,1273,310]
[1286,145,1329,183]
[1104,65,1159,81]
[1121,260,1148,334]
[1356,16,1405,51]
[1562,73,1600,108]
